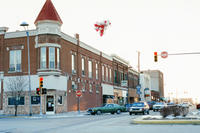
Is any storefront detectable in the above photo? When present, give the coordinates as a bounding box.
[102,84,114,105]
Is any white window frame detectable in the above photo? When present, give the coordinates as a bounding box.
[9,50,21,72]
[106,67,108,81]
[72,54,76,74]
[40,47,46,69]
[96,63,98,80]
[102,66,104,81]
[57,48,60,69]
[49,47,55,69]
[82,58,85,76]
[88,60,92,78]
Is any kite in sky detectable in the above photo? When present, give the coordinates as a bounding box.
[94,20,111,37]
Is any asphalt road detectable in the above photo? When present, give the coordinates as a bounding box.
[0,111,200,133]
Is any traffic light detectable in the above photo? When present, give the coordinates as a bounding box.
[42,88,47,94]
[39,77,43,88]
[36,88,40,95]
[154,52,158,62]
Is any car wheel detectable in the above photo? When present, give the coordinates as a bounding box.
[129,112,132,115]
[143,111,145,115]
[135,113,137,115]
[153,109,155,112]
[111,112,115,115]
[97,110,102,115]
[116,109,121,114]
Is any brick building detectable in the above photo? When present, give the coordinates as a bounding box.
[0,0,138,115]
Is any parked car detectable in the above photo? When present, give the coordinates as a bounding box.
[153,102,167,112]
[147,101,156,110]
[196,103,200,109]
[125,104,133,112]
[87,104,126,115]
[129,102,150,115]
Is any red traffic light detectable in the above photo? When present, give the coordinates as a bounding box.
[154,52,158,62]
[39,77,43,81]
[36,88,40,95]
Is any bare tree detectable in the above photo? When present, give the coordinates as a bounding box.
[6,76,28,116]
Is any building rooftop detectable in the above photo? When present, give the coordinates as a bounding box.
[34,0,63,24]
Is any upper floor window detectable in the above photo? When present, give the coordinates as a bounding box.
[49,47,55,69]
[106,67,108,81]
[102,66,104,81]
[9,50,21,72]
[57,48,60,69]
[109,68,112,82]
[88,60,92,78]
[40,47,46,69]
[82,58,85,76]
[96,63,98,80]
[72,54,76,74]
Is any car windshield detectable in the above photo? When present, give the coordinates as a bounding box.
[132,103,144,107]
[155,103,164,105]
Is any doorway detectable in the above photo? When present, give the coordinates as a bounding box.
[46,95,54,114]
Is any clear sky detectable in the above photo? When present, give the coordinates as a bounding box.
[1,0,200,101]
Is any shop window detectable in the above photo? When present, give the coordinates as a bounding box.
[31,96,40,104]
[58,96,62,105]
[8,97,24,105]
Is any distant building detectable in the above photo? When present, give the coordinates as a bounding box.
[139,73,151,102]
[128,68,139,103]
[141,70,164,101]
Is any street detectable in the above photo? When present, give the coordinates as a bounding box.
[1,111,200,133]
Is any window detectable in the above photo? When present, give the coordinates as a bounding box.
[58,96,62,104]
[8,97,24,105]
[88,60,92,78]
[114,70,118,84]
[9,50,21,72]
[57,48,60,69]
[96,84,100,93]
[106,67,108,81]
[82,83,86,92]
[40,47,46,69]
[72,81,77,90]
[102,66,104,81]
[109,68,112,82]
[49,47,55,69]
[96,63,98,80]
[89,84,93,93]
[82,58,85,76]
[31,96,40,104]
[72,54,76,74]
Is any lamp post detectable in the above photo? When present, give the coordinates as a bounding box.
[20,22,32,116]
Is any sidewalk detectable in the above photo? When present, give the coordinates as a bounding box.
[0,111,88,119]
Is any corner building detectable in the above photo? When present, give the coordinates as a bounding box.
[0,0,115,114]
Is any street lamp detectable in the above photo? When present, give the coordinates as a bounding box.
[20,22,32,116]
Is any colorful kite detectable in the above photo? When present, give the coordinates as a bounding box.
[94,20,111,37]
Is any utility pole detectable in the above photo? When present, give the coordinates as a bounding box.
[75,33,80,114]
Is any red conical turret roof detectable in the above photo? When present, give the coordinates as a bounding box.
[34,0,63,24]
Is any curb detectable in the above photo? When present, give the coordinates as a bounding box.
[131,119,200,125]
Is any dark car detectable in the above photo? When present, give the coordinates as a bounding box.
[87,104,126,115]
[125,104,133,111]
[129,102,150,115]
[147,101,156,110]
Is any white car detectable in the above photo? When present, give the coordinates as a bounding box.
[153,102,167,112]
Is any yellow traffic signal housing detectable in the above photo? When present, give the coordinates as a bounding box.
[39,77,43,88]
[154,52,158,62]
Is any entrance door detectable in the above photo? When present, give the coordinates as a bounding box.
[46,96,54,114]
